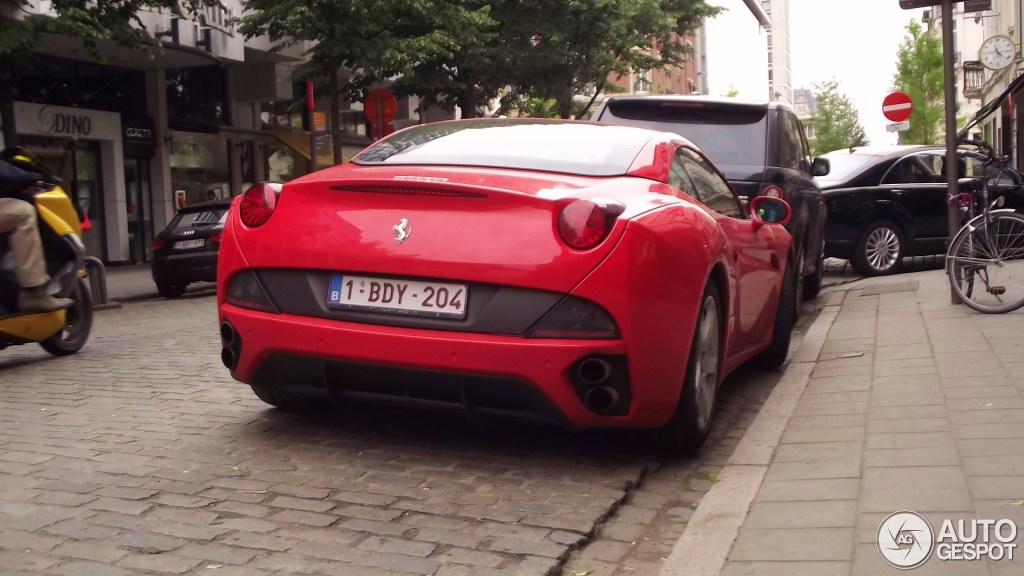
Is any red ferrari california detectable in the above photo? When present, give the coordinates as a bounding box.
[218,118,795,454]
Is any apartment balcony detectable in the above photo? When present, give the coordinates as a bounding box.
[963,61,985,99]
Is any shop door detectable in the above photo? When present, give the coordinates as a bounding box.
[124,157,154,263]
[21,138,105,260]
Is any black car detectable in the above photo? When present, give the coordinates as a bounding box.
[818,145,1024,276]
[591,95,832,299]
[151,200,231,297]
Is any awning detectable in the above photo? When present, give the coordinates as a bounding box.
[274,130,345,166]
[959,72,1024,138]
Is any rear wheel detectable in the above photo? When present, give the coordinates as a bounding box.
[753,266,795,369]
[946,212,1024,313]
[40,278,93,356]
[157,282,187,298]
[803,241,825,298]
[658,282,721,456]
[852,220,903,276]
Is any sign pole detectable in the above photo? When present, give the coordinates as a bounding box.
[306,80,317,173]
[941,0,962,305]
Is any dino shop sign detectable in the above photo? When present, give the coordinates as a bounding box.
[14,101,121,141]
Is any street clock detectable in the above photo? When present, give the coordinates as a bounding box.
[980,35,1016,70]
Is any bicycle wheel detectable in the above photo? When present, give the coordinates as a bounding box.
[946,212,1024,313]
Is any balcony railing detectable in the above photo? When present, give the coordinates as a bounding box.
[963,61,985,99]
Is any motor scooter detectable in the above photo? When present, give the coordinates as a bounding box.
[0,148,93,356]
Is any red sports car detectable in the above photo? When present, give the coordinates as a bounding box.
[217,118,795,454]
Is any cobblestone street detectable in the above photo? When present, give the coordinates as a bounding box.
[0,295,791,576]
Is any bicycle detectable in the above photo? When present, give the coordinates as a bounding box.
[944,139,1024,313]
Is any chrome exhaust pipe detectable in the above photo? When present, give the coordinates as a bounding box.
[584,386,620,414]
[576,357,612,386]
[220,322,236,346]
[221,347,236,370]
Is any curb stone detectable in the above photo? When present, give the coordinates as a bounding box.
[657,289,843,576]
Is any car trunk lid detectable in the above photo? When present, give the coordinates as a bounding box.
[233,166,650,293]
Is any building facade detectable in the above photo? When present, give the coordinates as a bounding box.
[0,1,394,266]
[761,0,793,105]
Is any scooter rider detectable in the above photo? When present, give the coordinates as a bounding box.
[0,158,74,312]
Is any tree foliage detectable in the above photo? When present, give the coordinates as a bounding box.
[0,0,220,59]
[235,0,495,162]
[808,80,868,156]
[505,0,719,118]
[893,19,944,145]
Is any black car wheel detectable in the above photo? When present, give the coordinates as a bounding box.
[853,220,904,276]
[753,266,795,369]
[803,241,825,298]
[157,283,188,298]
[659,282,721,456]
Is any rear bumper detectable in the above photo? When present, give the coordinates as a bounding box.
[218,304,668,429]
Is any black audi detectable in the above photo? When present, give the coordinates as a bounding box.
[818,145,1024,276]
[151,200,232,297]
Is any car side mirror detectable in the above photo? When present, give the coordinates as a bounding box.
[750,196,792,226]
[812,157,831,177]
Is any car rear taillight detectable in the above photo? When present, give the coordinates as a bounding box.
[762,185,784,199]
[240,183,281,228]
[152,239,167,250]
[210,233,223,244]
[557,199,625,251]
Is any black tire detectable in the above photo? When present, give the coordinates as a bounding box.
[753,266,795,369]
[157,283,187,298]
[803,242,825,298]
[852,220,904,276]
[658,282,722,457]
[40,278,93,356]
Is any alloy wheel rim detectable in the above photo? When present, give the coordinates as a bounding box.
[694,295,720,432]
[866,227,900,271]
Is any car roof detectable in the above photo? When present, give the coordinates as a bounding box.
[822,144,938,159]
[599,94,791,113]
[177,200,232,213]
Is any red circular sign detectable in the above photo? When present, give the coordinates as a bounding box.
[364,89,398,126]
[882,91,913,123]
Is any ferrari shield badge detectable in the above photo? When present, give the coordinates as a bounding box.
[393,218,411,245]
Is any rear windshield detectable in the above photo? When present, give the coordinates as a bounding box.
[169,207,228,228]
[601,100,767,167]
[352,119,655,176]
[816,152,883,187]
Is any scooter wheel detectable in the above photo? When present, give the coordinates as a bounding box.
[40,278,93,356]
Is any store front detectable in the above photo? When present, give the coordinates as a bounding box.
[123,119,156,263]
[13,101,128,263]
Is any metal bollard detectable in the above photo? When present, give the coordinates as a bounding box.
[83,256,108,305]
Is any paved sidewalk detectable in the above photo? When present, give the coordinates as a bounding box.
[662,268,1024,576]
[98,263,215,305]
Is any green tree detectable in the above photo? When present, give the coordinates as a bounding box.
[235,0,494,163]
[0,0,220,145]
[510,0,719,119]
[893,19,944,145]
[808,80,868,156]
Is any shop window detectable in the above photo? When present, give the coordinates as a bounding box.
[166,66,229,132]
[170,132,231,207]
[265,144,297,182]
[15,55,146,117]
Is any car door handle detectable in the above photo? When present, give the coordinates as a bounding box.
[891,190,906,197]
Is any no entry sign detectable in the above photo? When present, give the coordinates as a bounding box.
[883,91,914,123]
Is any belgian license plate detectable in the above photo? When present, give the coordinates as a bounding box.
[327,275,467,319]
[173,239,205,249]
